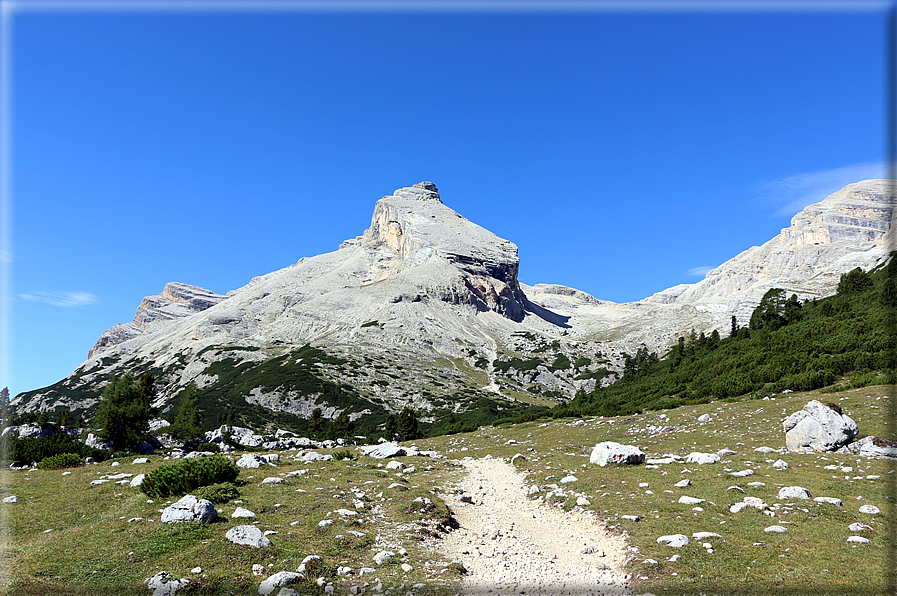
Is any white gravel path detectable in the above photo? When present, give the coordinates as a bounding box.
[438,457,632,596]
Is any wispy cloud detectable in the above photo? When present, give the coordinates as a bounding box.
[758,161,887,218]
[19,291,98,307]
[687,266,714,277]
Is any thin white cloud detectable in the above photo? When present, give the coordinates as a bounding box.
[687,266,714,277]
[758,161,887,218]
[19,291,98,307]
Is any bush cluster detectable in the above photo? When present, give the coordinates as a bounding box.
[1,431,109,465]
[139,455,239,498]
[37,452,83,469]
[196,481,240,503]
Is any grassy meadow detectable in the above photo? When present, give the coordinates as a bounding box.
[1,385,894,595]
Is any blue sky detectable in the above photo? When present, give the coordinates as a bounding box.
[3,1,893,398]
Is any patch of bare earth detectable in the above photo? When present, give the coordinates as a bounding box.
[435,457,632,596]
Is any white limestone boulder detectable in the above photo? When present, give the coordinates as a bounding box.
[685,452,720,465]
[589,441,645,466]
[363,443,406,459]
[226,525,272,548]
[783,400,858,453]
[160,495,217,524]
[146,571,190,596]
[258,571,304,595]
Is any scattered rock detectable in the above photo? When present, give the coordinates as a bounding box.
[697,414,711,422]
[656,534,690,548]
[678,496,705,505]
[2,496,16,503]
[232,507,256,518]
[849,523,872,532]
[847,536,871,544]
[814,497,843,507]
[146,571,189,596]
[258,571,304,595]
[373,551,394,565]
[686,452,720,465]
[777,486,812,500]
[859,505,881,515]
[225,525,272,548]
[674,479,690,488]
[764,525,787,533]
[130,474,146,488]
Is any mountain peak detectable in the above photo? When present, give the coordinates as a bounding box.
[391,181,442,202]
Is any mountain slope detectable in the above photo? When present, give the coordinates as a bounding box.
[12,180,895,434]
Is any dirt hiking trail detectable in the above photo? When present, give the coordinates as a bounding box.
[437,457,634,596]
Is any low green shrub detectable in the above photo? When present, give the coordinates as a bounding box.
[37,452,82,469]
[194,442,220,453]
[332,449,355,461]
[196,481,240,503]
[139,455,240,498]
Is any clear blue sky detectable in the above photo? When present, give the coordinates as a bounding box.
[3,1,892,398]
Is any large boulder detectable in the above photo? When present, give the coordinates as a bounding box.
[783,401,858,453]
[589,441,645,466]
[237,453,268,469]
[362,442,406,459]
[160,495,217,523]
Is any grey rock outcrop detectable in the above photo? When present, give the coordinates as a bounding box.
[783,400,858,453]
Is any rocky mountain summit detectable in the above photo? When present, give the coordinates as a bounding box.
[13,180,895,434]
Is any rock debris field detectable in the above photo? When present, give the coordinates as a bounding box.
[438,457,634,596]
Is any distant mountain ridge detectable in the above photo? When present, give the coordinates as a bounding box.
[12,180,895,434]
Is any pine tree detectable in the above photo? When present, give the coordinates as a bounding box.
[173,384,203,440]
[397,407,420,441]
[95,373,157,451]
[384,415,397,439]
[730,315,738,338]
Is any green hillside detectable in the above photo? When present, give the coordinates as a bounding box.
[550,255,897,420]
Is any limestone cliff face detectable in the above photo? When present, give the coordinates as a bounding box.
[643,179,894,313]
[88,282,226,359]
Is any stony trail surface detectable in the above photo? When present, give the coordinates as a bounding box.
[437,457,633,596]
